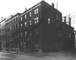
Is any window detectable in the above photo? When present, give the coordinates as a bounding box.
[29,12,31,17]
[10,26,12,31]
[20,32,23,37]
[29,31,32,37]
[21,24,23,28]
[34,17,39,24]
[56,15,58,20]
[34,8,39,14]
[15,17,16,21]
[36,8,38,14]
[15,24,17,29]
[21,17,23,21]
[48,18,51,24]
[25,31,27,37]
[57,31,63,37]
[56,22,60,28]
[25,22,27,27]
[68,33,71,38]
[34,10,36,14]
[29,20,32,25]
[25,15,26,19]
[17,23,19,28]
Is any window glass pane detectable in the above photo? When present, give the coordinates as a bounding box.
[20,32,23,37]
[34,8,38,14]
[25,31,27,37]
[25,15,26,19]
[29,31,32,36]
[17,24,19,28]
[56,15,58,20]
[36,17,39,23]
[15,17,16,21]
[21,24,23,28]
[21,17,22,21]
[29,21,32,25]
[15,24,16,29]
[34,18,36,24]
[29,12,31,17]
[34,17,39,24]
[10,26,12,31]
[36,8,38,14]
[25,22,27,27]
[48,18,50,24]
[34,10,36,14]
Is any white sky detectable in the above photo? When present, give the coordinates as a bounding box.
[0,0,76,30]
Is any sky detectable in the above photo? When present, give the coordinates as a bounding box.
[0,0,76,30]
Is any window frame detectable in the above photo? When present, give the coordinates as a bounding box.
[34,17,39,24]
[48,18,51,24]
[29,12,31,17]
[25,14,26,19]
[34,8,39,14]
[21,17,23,21]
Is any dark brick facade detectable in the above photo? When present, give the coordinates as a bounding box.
[1,1,75,52]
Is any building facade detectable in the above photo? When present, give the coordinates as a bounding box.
[1,1,75,52]
[74,30,76,48]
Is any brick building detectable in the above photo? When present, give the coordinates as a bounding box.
[2,1,75,52]
[0,19,6,51]
[74,30,76,48]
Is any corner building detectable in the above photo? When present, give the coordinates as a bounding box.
[5,1,75,52]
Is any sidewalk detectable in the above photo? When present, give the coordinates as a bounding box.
[14,51,76,60]
[0,50,76,60]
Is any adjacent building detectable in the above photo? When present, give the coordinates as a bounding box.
[0,18,6,50]
[74,30,76,48]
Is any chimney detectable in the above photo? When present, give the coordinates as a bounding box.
[25,7,27,11]
[52,3,54,8]
[64,16,66,24]
[69,17,71,26]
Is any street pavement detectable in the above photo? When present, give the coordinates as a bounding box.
[0,51,76,60]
